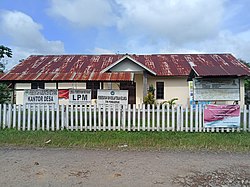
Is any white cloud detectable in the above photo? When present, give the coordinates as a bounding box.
[0,10,65,70]
[116,0,226,44]
[92,47,115,54]
[47,0,117,28]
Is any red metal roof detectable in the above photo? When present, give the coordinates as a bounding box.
[0,54,249,81]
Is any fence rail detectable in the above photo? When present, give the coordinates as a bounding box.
[0,104,250,132]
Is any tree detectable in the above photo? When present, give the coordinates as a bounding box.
[0,45,12,103]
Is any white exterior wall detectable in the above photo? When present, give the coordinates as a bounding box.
[147,76,189,106]
[15,83,31,104]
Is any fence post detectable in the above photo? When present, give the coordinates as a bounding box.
[117,105,121,131]
[180,105,184,132]
[51,104,55,131]
[108,104,111,131]
[152,105,155,131]
[195,105,198,132]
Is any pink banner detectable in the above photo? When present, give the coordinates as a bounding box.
[204,105,240,128]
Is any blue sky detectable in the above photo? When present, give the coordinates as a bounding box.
[1,0,250,70]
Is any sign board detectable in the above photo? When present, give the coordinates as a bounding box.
[97,90,128,105]
[193,78,240,101]
[69,89,91,104]
[204,105,240,128]
[24,89,58,104]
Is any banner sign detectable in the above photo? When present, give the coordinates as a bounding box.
[69,89,91,104]
[24,89,58,104]
[58,89,69,99]
[97,90,128,105]
[204,105,240,128]
[194,78,240,101]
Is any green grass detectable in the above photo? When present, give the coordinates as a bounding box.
[0,129,250,152]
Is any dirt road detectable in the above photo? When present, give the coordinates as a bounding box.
[0,147,250,187]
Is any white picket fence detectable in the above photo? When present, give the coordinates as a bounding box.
[0,104,250,132]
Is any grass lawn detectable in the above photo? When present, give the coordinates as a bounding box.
[0,129,250,152]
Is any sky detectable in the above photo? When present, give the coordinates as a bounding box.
[0,0,250,70]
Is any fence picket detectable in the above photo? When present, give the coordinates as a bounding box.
[18,105,21,130]
[94,105,97,131]
[137,104,140,131]
[185,106,188,132]
[65,105,69,130]
[56,105,60,131]
[167,104,170,131]
[122,105,126,130]
[171,105,175,131]
[190,106,193,132]
[152,105,155,131]
[162,104,165,131]
[176,105,180,131]
[244,105,247,131]
[22,105,26,131]
[3,104,6,129]
[37,105,40,130]
[117,105,121,131]
[27,105,31,131]
[108,105,111,131]
[75,105,78,131]
[46,105,50,131]
[70,105,74,131]
[142,104,145,131]
[85,105,88,131]
[157,104,160,131]
[98,105,102,131]
[61,104,64,130]
[89,105,92,131]
[133,104,136,131]
[32,104,36,131]
[195,105,198,132]
[103,105,106,131]
[147,104,150,131]
[13,104,16,129]
[112,105,116,131]
[199,105,202,132]
[180,105,184,132]
[42,105,45,130]
[128,104,131,131]
[51,105,55,131]
[8,104,12,128]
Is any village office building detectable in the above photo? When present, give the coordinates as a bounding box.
[0,54,250,107]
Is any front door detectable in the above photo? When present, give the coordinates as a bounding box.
[120,81,136,104]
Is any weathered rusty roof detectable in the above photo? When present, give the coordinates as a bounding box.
[0,53,249,81]
[188,54,250,77]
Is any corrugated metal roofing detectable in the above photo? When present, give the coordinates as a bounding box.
[0,53,249,81]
